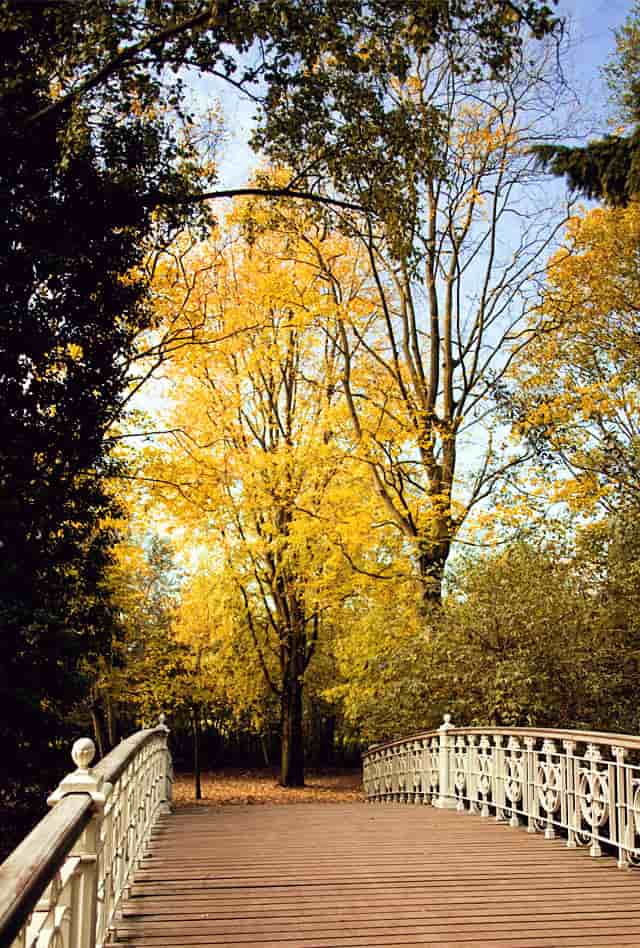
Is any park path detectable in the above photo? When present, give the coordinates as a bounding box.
[108,802,640,947]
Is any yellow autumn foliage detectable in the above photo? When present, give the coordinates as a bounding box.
[506,200,640,514]
[139,205,416,757]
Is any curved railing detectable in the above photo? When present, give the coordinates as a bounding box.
[362,715,640,868]
[0,717,173,948]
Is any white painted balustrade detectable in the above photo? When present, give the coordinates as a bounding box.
[0,718,172,948]
[363,715,640,868]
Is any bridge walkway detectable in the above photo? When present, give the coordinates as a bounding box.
[107,802,640,948]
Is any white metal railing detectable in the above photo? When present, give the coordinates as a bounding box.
[0,717,173,948]
[362,715,640,868]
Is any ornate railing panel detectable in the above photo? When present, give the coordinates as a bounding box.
[363,716,640,868]
[0,717,172,948]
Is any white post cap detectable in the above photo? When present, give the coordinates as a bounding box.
[47,737,112,807]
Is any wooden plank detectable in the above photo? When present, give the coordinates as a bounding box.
[107,803,640,947]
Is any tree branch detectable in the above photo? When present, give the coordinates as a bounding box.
[149,186,369,215]
[24,6,217,126]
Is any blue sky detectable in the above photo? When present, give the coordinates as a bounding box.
[559,0,632,121]
[561,0,631,69]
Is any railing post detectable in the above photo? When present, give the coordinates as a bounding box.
[47,738,112,948]
[434,714,457,809]
[493,735,506,822]
[158,714,173,815]
[611,746,629,867]
[478,736,492,817]
[541,739,558,839]
[584,744,604,858]
[421,738,432,805]
[467,735,479,814]
[563,739,577,848]
[524,736,537,833]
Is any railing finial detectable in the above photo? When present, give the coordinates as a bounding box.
[439,713,454,731]
[71,737,96,772]
[47,736,112,807]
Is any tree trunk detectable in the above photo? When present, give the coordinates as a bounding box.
[105,695,117,750]
[322,714,336,766]
[260,732,270,767]
[418,546,447,607]
[418,503,454,608]
[280,671,305,787]
[192,707,202,800]
[90,702,106,759]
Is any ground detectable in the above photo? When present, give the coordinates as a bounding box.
[171,768,363,806]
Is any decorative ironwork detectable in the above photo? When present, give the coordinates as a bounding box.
[505,753,524,804]
[453,735,467,812]
[537,763,561,814]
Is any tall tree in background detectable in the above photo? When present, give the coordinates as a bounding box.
[261,35,573,603]
[1,0,560,816]
[142,220,382,785]
[1,14,144,822]
[91,534,183,754]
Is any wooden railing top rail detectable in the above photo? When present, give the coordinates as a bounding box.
[92,725,168,786]
[363,723,640,758]
[0,721,172,948]
[0,795,93,946]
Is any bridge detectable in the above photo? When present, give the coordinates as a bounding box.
[2,716,640,947]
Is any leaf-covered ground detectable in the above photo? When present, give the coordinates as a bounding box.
[172,768,363,806]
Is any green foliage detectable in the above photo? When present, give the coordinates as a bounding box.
[534,135,640,206]
[257,2,560,236]
[534,2,640,204]
[337,535,640,743]
[98,535,184,729]
[2,1,559,221]
[0,3,205,831]
[1,38,136,828]
[440,544,598,728]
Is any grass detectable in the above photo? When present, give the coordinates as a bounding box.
[172,767,363,806]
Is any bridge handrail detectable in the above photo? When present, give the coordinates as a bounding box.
[362,716,640,869]
[0,719,172,948]
[364,723,640,756]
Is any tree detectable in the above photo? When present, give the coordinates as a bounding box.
[0,0,559,814]
[0,0,224,836]
[172,562,280,793]
[91,533,185,749]
[1,10,154,838]
[502,201,640,515]
[141,217,381,785]
[259,33,573,604]
[99,530,245,794]
[439,539,640,732]
[327,575,431,744]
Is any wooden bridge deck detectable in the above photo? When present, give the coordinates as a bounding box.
[109,802,640,948]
